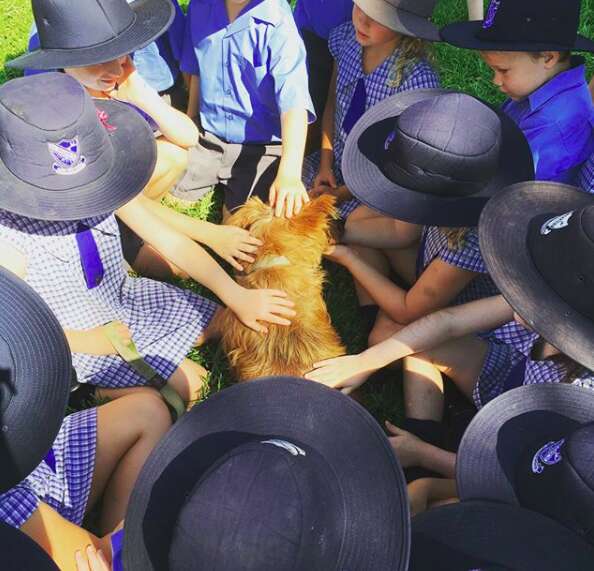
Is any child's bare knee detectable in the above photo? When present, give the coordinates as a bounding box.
[130,392,172,431]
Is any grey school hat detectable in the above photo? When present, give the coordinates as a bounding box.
[8,0,174,70]
[0,267,71,495]
[0,72,156,221]
[354,0,440,41]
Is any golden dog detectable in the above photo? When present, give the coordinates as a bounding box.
[215,195,346,381]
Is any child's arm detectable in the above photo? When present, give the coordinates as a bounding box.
[386,421,456,478]
[328,245,476,325]
[21,502,114,571]
[312,63,338,191]
[186,74,200,120]
[137,200,261,271]
[343,216,422,250]
[64,322,131,356]
[269,108,310,218]
[110,57,198,148]
[306,295,513,390]
[0,240,27,278]
[117,196,296,332]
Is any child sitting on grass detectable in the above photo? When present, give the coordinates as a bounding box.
[175,0,315,219]
[441,0,594,184]
[8,0,264,281]
[0,73,295,408]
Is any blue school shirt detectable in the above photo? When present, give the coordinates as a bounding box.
[502,57,594,184]
[293,0,353,39]
[180,0,315,144]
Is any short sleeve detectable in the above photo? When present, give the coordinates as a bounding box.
[180,0,200,75]
[439,228,487,274]
[0,484,39,529]
[328,21,351,61]
[269,16,316,121]
[578,152,594,193]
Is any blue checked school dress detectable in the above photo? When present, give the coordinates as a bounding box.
[419,226,538,357]
[0,210,219,388]
[302,21,439,219]
[474,338,594,408]
[0,409,97,528]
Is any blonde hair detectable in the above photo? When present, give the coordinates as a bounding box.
[387,36,433,88]
[442,227,470,251]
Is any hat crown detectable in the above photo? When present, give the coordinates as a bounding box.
[385,0,436,19]
[479,0,580,47]
[0,73,114,195]
[528,205,594,322]
[32,0,135,50]
[384,93,501,198]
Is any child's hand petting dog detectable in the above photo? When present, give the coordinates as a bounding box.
[312,167,338,192]
[206,225,262,272]
[269,174,309,218]
[323,244,353,265]
[306,353,373,394]
[229,288,296,334]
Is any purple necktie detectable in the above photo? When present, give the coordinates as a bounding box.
[76,223,104,289]
[342,77,367,135]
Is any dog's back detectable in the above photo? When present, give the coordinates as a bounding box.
[215,196,345,381]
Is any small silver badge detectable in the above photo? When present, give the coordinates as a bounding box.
[540,212,573,236]
[261,439,306,456]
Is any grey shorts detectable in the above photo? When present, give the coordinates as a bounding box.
[172,129,282,211]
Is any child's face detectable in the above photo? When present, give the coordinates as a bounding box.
[480,51,561,101]
[352,4,399,48]
[64,56,128,93]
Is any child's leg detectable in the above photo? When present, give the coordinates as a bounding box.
[167,358,209,405]
[403,357,444,421]
[131,243,189,281]
[143,139,188,201]
[86,393,172,535]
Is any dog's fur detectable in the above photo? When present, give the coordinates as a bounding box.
[215,195,346,381]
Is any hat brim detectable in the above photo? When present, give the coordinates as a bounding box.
[410,500,594,570]
[7,0,175,70]
[124,377,410,571]
[479,182,594,370]
[0,100,156,221]
[0,268,71,493]
[341,89,534,227]
[440,21,594,53]
[353,0,440,41]
[456,384,594,505]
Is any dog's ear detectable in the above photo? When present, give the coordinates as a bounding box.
[226,197,273,230]
[289,195,338,237]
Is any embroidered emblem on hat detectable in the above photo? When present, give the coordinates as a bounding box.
[261,439,306,456]
[531,438,565,474]
[540,211,573,235]
[48,138,86,176]
[97,109,117,133]
[483,0,502,29]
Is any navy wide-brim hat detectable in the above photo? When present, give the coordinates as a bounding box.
[410,501,594,570]
[0,267,71,494]
[8,0,175,70]
[341,89,534,227]
[0,73,156,221]
[479,182,594,371]
[124,377,410,570]
[441,0,594,53]
[456,384,594,505]
[0,521,60,570]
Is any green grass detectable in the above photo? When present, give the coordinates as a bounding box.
[2,0,594,423]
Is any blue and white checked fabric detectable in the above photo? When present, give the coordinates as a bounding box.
[420,227,537,355]
[578,151,594,194]
[473,338,594,408]
[302,21,439,218]
[0,408,97,528]
[0,211,219,388]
